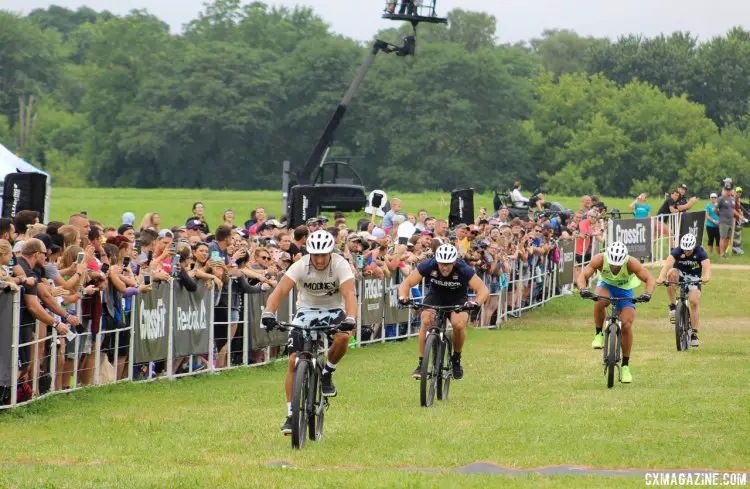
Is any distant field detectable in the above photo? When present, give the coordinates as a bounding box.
[50,187,750,263]
[49,187,684,229]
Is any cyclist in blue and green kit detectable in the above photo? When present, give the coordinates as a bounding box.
[576,242,656,383]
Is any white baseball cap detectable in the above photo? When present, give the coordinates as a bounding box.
[710,193,718,198]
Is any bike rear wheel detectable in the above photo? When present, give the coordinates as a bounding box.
[437,332,452,401]
[420,334,439,407]
[605,323,617,388]
[291,360,310,449]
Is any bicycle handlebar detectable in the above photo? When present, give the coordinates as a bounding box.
[277,322,354,333]
[585,295,647,303]
[661,280,705,286]
[399,299,469,313]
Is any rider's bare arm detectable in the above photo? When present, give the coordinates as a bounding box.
[656,255,676,283]
[398,269,423,300]
[627,258,656,295]
[264,275,295,313]
[340,278,358,319]
[701,258,711,283]
[468,275,490,305]
[576,254,603,290]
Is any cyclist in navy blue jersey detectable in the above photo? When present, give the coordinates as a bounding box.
[398,244,489,380]
[656,233,711,347]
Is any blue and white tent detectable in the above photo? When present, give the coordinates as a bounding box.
[0,143,51,222]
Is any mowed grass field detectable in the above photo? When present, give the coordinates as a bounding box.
[49,188,647,229]
[1,269,748,488]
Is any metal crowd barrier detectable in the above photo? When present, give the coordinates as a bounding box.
[0,251,583,410]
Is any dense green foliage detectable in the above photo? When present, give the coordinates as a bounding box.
[3,3,750,196]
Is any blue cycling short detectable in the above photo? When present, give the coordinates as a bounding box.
[596,282,635,313]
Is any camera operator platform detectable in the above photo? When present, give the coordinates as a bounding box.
[382,0,448,25]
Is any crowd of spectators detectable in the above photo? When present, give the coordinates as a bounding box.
[1,178,746,403]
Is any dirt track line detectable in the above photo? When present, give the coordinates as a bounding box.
[266,460,750,477]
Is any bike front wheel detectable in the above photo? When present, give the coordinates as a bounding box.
[420,333,439,407]
[307,367,326,441]
[675,303,690,351]
[291,360,311,449]
[437,333,452,401]
[605,324,617,388]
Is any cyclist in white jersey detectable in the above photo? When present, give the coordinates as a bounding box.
[261,230,357,435]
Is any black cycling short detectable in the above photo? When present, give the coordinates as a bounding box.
[421,294,467,308]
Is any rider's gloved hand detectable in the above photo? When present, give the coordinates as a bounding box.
[463,300,480,311]
[261,311,278,331]
[579,288,594,299]
[637,293,651,303]
[398,296,410,305]
[338,316,356,332]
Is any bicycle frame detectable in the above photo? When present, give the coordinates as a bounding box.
[662,279,703,352]
[587,295,642,387]
[279,310,348,449]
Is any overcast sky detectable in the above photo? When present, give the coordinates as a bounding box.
[3,0,748,44]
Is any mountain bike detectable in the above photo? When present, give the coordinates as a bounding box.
[278,309,353,449]
[584,295,646,388]
[663,278,704,352]
[402,300,468,407]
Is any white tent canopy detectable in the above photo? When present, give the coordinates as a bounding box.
[0,143,51,222]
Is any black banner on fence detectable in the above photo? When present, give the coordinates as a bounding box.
[556,240,575,286]
[172,284,211,357]
[610,218,652,259]
[679,211,706,248]
[0,292,15,387]
[1,172,48,221]
[384,280,409,324]
[248,290,289,350]
[287,185,319,229]
[133,281,171,363]
[361,277,384,325]
[449,188,474,228]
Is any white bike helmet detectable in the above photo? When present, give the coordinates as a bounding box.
[435,244,458,264]
[306,230,335,254]
[680,233,696,251]
[606,241,629,267]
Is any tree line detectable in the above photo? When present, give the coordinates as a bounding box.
[2,2,750,197]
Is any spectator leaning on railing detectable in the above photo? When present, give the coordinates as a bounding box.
[629,193,652,219]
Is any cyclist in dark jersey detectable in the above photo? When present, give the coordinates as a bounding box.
[656,233,711,346]
[398,244,489,380]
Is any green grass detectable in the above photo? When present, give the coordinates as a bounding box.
[1,270,748,488]
[50,187,750,264]
[46,188,655,230]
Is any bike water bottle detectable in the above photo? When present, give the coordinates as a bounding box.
[348,334,357,349]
